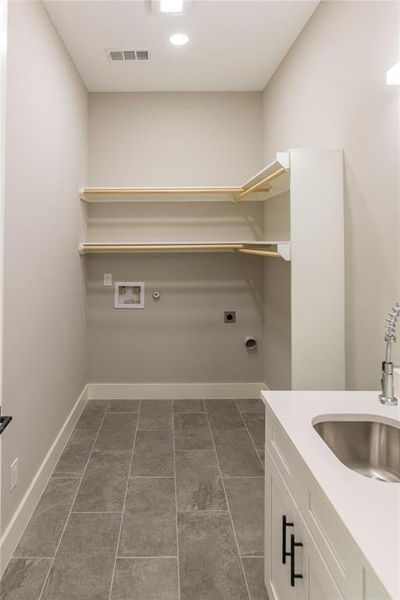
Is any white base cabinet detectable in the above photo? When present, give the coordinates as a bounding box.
[265,451,342,600]
[264,408,391,600]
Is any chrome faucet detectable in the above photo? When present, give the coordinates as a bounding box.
[379,301,400,406]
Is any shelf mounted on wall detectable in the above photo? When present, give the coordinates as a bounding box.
[79,154,290,204]
[78,241,291,261]
[235,152,290,202]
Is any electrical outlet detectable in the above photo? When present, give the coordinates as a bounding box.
[224,311,236,323]
[10,458,18,491]
[103,273,113,286]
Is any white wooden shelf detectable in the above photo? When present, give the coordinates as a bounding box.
[79,240,291,260]
[238,153,290,201]
[79,156,290,203]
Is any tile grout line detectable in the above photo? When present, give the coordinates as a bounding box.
[71,511,123,514]
[203,401,252,600]
[172,401,182,600]
[131,475,174,479]
[223,475,264,479]
[174,448,215,452]
[235,403,266,562]
[107,411,140,414]
[49,476,82,479]
[177,509,229,513]
[107,398,142,600]
[234,402,266,562]
[173,411,206,415]
[235,401,265,471]
[37,401,111,600]
[117,555,179,560]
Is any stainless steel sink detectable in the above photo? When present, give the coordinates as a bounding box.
[313,420,400,483]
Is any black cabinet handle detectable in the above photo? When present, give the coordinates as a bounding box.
[290,533,303,587]
[282,515,294,564]
[0,416,12,435]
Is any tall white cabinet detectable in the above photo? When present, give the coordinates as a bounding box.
[287,148,345,390]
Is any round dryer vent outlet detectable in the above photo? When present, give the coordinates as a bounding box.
[245,336,257,351]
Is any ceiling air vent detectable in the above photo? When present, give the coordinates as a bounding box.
[106,49,150,62]
[123,51,136,61]
[135,50,149,61]
[108,50,123,61]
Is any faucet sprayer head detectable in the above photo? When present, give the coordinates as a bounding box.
[384,302,400,343]
[380,301,400,406]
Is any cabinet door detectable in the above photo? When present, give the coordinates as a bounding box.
[265,448,298,600]
[295,514,343,600]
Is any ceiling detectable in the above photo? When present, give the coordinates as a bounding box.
[43,0,319,92]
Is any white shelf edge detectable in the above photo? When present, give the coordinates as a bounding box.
[78,240,291,260]
[240,152,290,190]
[79,152,291,203]
[79,190,272,203]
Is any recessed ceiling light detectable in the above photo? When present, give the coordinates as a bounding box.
[160,0,183,13]
[169,33,189,46]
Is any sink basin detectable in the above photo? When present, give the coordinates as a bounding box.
[313,419,400,483]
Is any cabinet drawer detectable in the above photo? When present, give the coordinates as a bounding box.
[266,407,305,505]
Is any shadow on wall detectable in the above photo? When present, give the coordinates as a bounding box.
[263,258,291,390]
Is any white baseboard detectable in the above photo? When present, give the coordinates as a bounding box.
[88,382,267,400]
[0,385,89,577]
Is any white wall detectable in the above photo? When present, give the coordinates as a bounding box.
[261,0,399,389]
[89,92,263,186]
[87,252,265,383]
[87,92,266,384]
[1,1,88,533]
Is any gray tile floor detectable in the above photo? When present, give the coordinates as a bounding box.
[1,398,268,600]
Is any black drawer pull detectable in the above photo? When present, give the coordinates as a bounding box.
[290,533,303,587]
[282,515,294,564]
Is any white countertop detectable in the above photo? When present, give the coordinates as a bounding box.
[261,390,400,599]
